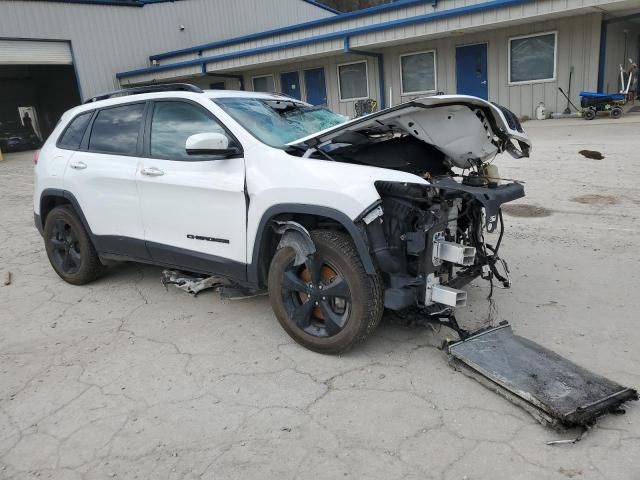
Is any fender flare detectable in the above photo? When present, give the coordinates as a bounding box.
[248,204,376,285]
[39,188,96,239]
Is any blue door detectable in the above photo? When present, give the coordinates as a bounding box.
[304,68,327,106]
[280,71,301,100]
[456,43,488,100]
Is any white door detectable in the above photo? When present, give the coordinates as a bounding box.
[136,100,247,275]
[63,103,146,247]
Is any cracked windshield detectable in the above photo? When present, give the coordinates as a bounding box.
[214,97,346,147]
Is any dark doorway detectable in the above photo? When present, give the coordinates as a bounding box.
[304,68,328,106]
[0,64,81,151]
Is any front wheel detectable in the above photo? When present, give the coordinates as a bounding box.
[268,230,383,354]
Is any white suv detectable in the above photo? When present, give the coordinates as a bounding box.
[34,84,531,353]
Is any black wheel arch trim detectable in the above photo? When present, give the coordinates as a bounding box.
[248,204,376,286]
[39,189,96,239]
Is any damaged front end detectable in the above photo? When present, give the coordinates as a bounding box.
[363,176,521,319]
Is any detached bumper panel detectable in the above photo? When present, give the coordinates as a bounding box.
[448,324,638,428]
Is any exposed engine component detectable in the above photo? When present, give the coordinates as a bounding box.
[366,175,520,312]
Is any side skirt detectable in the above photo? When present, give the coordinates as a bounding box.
[95,235,249,285]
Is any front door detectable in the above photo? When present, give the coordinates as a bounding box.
[304,68,327,106]
[280,71,301,100]
[136,100,247,278]
[456,43,488,100]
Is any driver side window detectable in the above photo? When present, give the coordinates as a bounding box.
[150,101,232,161]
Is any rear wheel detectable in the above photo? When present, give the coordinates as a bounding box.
[44,205,105,285]
[268,230,383,354]
[583,108,596,120]
[610,107,623,119]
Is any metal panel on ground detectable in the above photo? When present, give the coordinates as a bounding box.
[0,40,72,65]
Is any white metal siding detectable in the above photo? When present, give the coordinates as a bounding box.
[0,0,334,98]
[382,13,602,118]
[0,39,72,65]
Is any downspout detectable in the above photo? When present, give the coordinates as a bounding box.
[343,37,386,109]
[597,18,608,92]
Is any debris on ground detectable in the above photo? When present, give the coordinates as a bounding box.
[2,271,11,286]
[578,149,604,160]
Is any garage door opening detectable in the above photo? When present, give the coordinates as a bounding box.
[1,40,81,152]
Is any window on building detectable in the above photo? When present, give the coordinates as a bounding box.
[400,51,437,94]
[253,75,275,93]
[58,111,93,150]
[88,103,144,155]
[150,101,230,160]
[509,32,557,84]
[338,61,369,101]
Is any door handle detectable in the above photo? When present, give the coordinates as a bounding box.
[141,167,165,177]
[69,161,87,170]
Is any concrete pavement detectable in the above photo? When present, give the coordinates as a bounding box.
[1,116,639,479]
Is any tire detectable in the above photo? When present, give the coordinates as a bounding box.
[610,107,623,119]
[268,229,383,354]
[43,205,105,285]
[583,108,596,120]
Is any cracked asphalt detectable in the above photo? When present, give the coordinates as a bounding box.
[1,116,639,479]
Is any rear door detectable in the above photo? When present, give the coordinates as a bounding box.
[62,102,147,257]
[136,99,247,277]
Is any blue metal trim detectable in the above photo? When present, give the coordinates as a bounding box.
[39,0,143,6]
[343,37,385,109]
[118,0,533,79]
[149,0,439,61]
[597,20,607,92]
[301,0,340,14]
[32,0,181,6]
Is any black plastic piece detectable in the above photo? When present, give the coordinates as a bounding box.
[384,287,416,310]
[85,83,203,104]
[431,176,524,232]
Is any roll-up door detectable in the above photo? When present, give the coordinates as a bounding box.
[0,40,72,65]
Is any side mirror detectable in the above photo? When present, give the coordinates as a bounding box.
[185,132,239,156]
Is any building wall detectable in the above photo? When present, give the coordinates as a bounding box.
[0,0,334,99]
[236,13,601,119]
[383,13,602,117]
[240,54,380,117]
[603,20,640,94]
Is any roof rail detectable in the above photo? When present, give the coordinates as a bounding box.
[84,83,203,104]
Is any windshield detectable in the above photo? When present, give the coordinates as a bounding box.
[213,97,346,148]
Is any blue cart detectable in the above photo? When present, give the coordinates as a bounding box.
[579,91,625,120]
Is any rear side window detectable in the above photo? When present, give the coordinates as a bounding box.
[89,103,145,155]
[58,111,93,150]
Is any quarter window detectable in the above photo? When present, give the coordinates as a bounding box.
[338,61,369,101]
[88,103,144,155]
[253,75,275,93]
[58,111,93,150]
[150,101,229,161]
[509,32,557,83]
[400,51,437,95]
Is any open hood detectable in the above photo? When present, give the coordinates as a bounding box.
[288,95,531,169]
